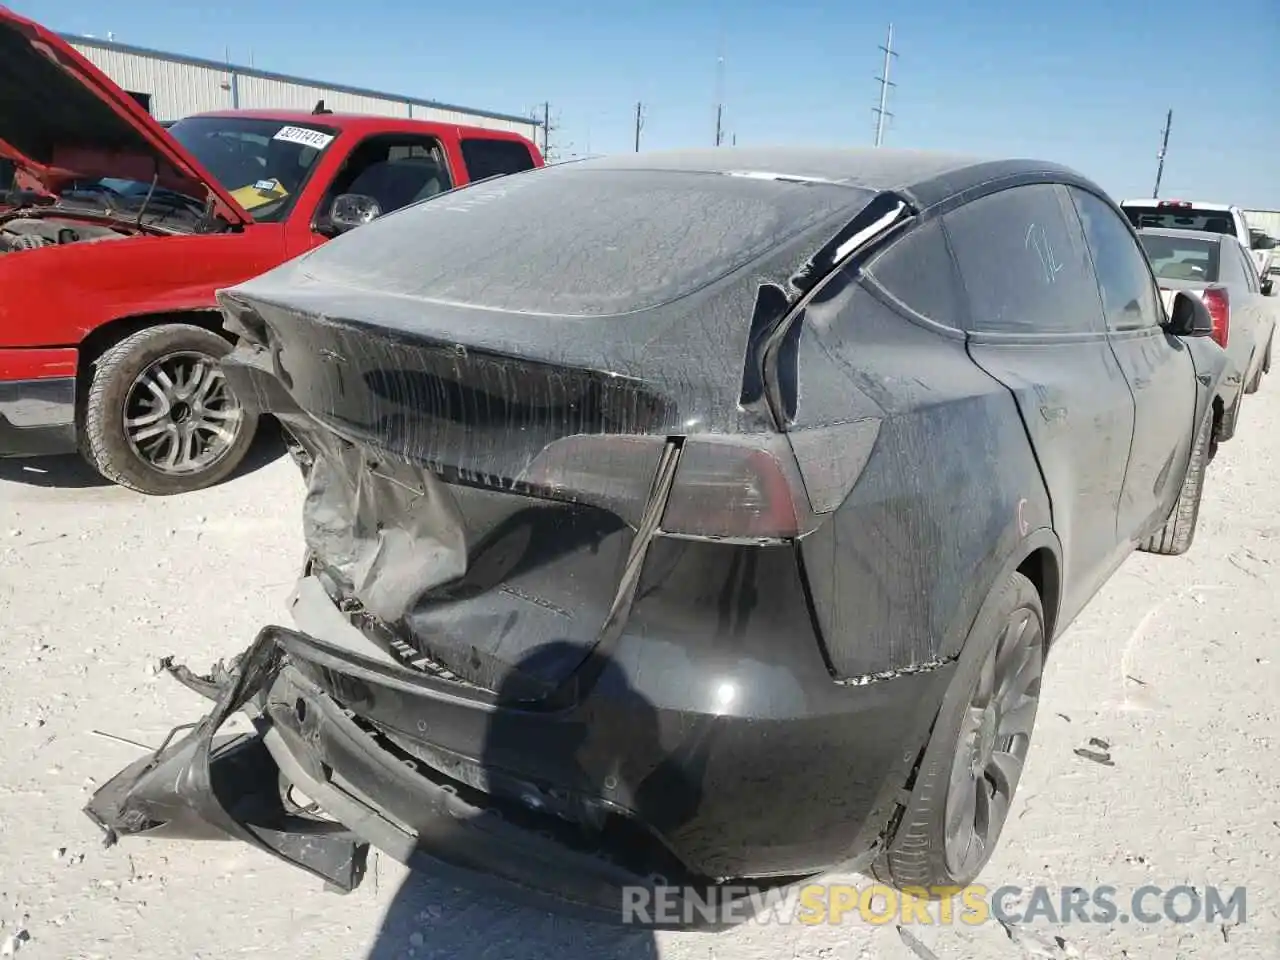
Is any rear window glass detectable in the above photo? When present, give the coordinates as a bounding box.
[460,139,537,181]
[1138,234,1220,282]
[1123,205,1236,236]
[300,166,867,316]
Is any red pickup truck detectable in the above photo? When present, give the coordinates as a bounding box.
[0,9,543,494]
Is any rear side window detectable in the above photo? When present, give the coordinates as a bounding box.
[1138,233,1220,282]
[944,184,1104,334]
[460,139,537,181]
[1073,189,1163,332]
[863,218,963,327]
[1237,243,1261,293]
[1217,241,1249,289]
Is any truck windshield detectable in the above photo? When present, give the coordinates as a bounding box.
[60,117,337,224]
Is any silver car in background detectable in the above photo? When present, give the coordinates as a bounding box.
[1138,227,1276,449]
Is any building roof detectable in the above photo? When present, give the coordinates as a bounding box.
[60,32,538,128]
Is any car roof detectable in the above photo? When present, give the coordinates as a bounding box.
[187,109,535,143]
[1137,227,1228,244]
[562,147,1097,210]
[1121,198,1236,212]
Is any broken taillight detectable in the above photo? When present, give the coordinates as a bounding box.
[519,433,817,542]
[1202,287,1230,348]
[661,439,808,540]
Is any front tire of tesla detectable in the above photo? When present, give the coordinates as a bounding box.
[874,571,1045,892]
[82,324,259,495]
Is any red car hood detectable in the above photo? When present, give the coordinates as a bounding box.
[0,9,252,226]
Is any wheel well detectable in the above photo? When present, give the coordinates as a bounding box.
[1017,547,1060,644]
[74,311,232,420]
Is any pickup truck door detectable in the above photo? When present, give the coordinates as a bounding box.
[1069,188,1198,542]
[284,132,461,260]
[1231,240,1277,383]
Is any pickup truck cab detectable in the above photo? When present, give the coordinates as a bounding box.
[0,8,543,494]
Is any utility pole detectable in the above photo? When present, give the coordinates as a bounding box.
[1152,109,1173,199]
[531,102,558,161]
[714,38,726,146]
[634,101,644,152]
[872,23,897,147]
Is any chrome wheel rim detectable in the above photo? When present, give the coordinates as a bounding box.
[123,350,243,476]
[943,604,1044,879]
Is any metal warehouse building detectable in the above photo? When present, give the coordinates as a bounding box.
[62,33,541,143]
[1245,209,1280,239]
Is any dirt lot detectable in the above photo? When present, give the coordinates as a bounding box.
[2,388,1277,960]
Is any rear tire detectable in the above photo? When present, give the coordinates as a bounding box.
[82,324,258,495]
[872,571,1045,892]
[1138,410,1212,556]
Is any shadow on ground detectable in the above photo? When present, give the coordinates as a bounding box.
[367,871,659,960]
[0,421,287,490]
[361,639,716,959]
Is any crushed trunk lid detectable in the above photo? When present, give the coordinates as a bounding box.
[215,161,884,699]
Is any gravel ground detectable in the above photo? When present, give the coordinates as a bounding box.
[2,388,1278,960]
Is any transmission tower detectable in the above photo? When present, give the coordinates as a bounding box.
[1152,109,1173,199]
[872,24,898,147]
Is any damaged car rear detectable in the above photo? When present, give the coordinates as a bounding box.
[87,148,1225,926]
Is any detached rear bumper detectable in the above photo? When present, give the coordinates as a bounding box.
[0,376,77,457]
[85,585,954,927]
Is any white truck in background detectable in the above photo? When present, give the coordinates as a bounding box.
[1121,199,1276,283]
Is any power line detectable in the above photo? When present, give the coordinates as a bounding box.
[872,23,897,147]
[1152,109,1173,199]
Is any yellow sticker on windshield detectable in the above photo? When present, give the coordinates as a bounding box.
[230,179,289,211]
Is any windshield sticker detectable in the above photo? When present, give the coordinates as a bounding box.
[230,181,289,211]
[272,126,334,150]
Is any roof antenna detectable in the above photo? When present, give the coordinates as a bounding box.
[312,99,332,115]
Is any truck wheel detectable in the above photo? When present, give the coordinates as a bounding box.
[872,571,1045,892]
[82,324,258,495]
[1138,410,1212,557]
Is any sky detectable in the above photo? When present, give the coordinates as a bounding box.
[14,0,1280,207]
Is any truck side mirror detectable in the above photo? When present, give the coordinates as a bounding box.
[328,194,382,235]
